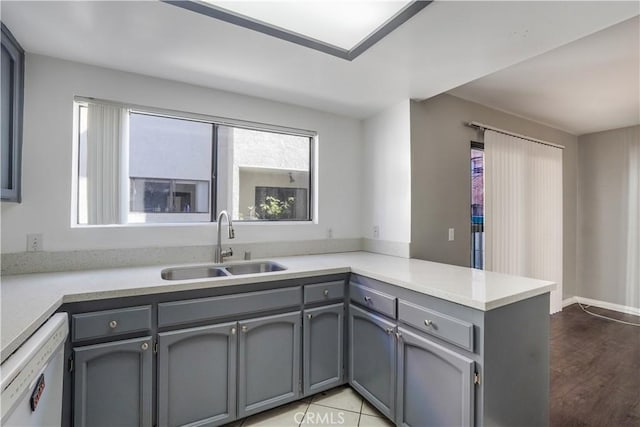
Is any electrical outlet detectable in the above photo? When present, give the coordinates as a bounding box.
[27,233,44,252]
[327,228,333,239]
[373,225,380,239]
[448,228,455,241]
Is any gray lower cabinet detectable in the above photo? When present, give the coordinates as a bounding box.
[348,305,396,420]
[157,322,237,427]
[238,311,301,418]
[303,303,344,395]
[73,336,153,427]
[396,327,474,427]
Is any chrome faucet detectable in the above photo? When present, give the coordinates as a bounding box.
[214,210,235,263]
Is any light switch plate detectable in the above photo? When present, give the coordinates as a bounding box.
[448,228,455,241]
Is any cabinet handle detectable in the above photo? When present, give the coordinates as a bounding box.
[395,331,403,340]
[385,328,394,335]
[109,320,118,329]
[307,314,313,319]
[364,296,372,303]
[241,325,248,333]
[323,289,329,297]
[424,320,433,327]
[231,327,236,335]
[141,342,149,351]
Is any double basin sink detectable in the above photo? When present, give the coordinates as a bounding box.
[161,261,286,280]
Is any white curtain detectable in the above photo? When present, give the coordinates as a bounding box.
[86,103,129,224]
[625,134,639,308]
[484,130,564,314]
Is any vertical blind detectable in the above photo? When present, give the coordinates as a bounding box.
[86,102,129,224]
[484,130,564,314]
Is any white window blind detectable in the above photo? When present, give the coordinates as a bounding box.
[484,130,564,314]
[85,102,129,224]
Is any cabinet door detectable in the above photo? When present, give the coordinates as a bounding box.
[303,303,344,395]
[158,322,237,427]
[397,327,474,427]
[0,24,24,202]
[74,336,152,427]
[348,305,396,419]
[238,311,301,418]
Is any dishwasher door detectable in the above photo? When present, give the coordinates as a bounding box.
[1,313,68,427]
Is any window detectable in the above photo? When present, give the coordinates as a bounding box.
[216,125,311,221]
[470,142,484,269]
[75,99,314,225]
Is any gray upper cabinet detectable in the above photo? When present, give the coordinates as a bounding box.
[73,336,153,427]
[348,305,396,420]
[303,303,344,395]
[158,322,237,427]
[0,23,24,202]
[238,311,301,418]
[396,326,474,427]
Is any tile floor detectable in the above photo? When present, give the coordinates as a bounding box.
[227,386,394,427]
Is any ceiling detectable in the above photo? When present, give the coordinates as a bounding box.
[2,1,638,132]
[450,15,640,136]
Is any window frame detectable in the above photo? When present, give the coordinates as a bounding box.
[72,97,317,226]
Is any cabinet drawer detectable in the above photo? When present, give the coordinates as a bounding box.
[158,286,301,328]
[349,282,396,318]
[398,300,474,351]
[72,305,152,342]
[304,281,344,304]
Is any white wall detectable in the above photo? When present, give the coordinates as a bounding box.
[362,100,411,257]
[577,125,640,309]
[0,54,363,253]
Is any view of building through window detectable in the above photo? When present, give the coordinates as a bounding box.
[471,145,484,269]
[128,112,212,223]
[216,125,311,221]
[76,101,313,225]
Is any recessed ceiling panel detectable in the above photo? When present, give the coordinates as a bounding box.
[204,0,411,50]
[167,0,428,59]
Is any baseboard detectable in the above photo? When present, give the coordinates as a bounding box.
[564,296,640,317]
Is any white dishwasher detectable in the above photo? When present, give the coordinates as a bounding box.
[1,313,68,427]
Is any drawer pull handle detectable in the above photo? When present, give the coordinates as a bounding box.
[109,320,118,329]
[241,325,248,333]
[231,327,236,335]
[424,320,433,327]
[385,328,394,334]
[364,296,372,303]
[141,342,149,351]
[323,289,329,297]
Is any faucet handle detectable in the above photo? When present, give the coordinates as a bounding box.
[228,227,235,239]
[221,248,233,258]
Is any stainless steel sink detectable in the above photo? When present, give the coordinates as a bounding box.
[161,266,229,280]
[223,261,286,275]
[161,261,287,280]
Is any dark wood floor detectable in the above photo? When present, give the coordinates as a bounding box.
[550,304,640,426]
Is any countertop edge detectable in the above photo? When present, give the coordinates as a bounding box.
[0,297,63,364]
[1,253,556,363]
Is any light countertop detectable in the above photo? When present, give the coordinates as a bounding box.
[0,251,555,363]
